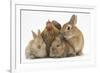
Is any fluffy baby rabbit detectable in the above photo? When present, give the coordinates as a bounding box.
[49,34,76,58]
[25,30,47,59]
[61,15,84,56]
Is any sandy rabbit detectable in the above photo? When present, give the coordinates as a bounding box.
[61,15,84,56]
[25,30,47,59]
[49,34,76,58]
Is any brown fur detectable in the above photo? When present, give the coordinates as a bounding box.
[61,15,84,55]
[49,34,76,58]
[25,30,47,59]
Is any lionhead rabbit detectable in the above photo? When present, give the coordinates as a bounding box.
[25,30,47,59]
[49,34,76,58]
[61,15,84,55]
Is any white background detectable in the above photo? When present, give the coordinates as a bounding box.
[0,0,99,73]
[21,10,91,63]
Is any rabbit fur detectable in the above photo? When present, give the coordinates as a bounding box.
[61,15,84,55]
[25,30,47,59]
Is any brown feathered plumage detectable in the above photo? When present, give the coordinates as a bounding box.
[41,20,61,56]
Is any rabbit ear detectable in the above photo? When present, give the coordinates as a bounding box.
[69,15,77,25]
[31,31,37,38]
[38,29,41,35]
[38,29,42,37]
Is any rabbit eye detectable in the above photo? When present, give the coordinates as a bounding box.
[67,25,72,30]
[67,26,71,30]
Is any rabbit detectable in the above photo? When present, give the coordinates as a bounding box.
[49,34,76,58]
[61,14,84,56]
[25,30,47,59]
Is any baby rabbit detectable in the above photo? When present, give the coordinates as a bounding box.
[61,15,84,56]
[25,30,47,59]
[49,34,76,58]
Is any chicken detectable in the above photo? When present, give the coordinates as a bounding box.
[52,20,61,30]
[41,20,61,56]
